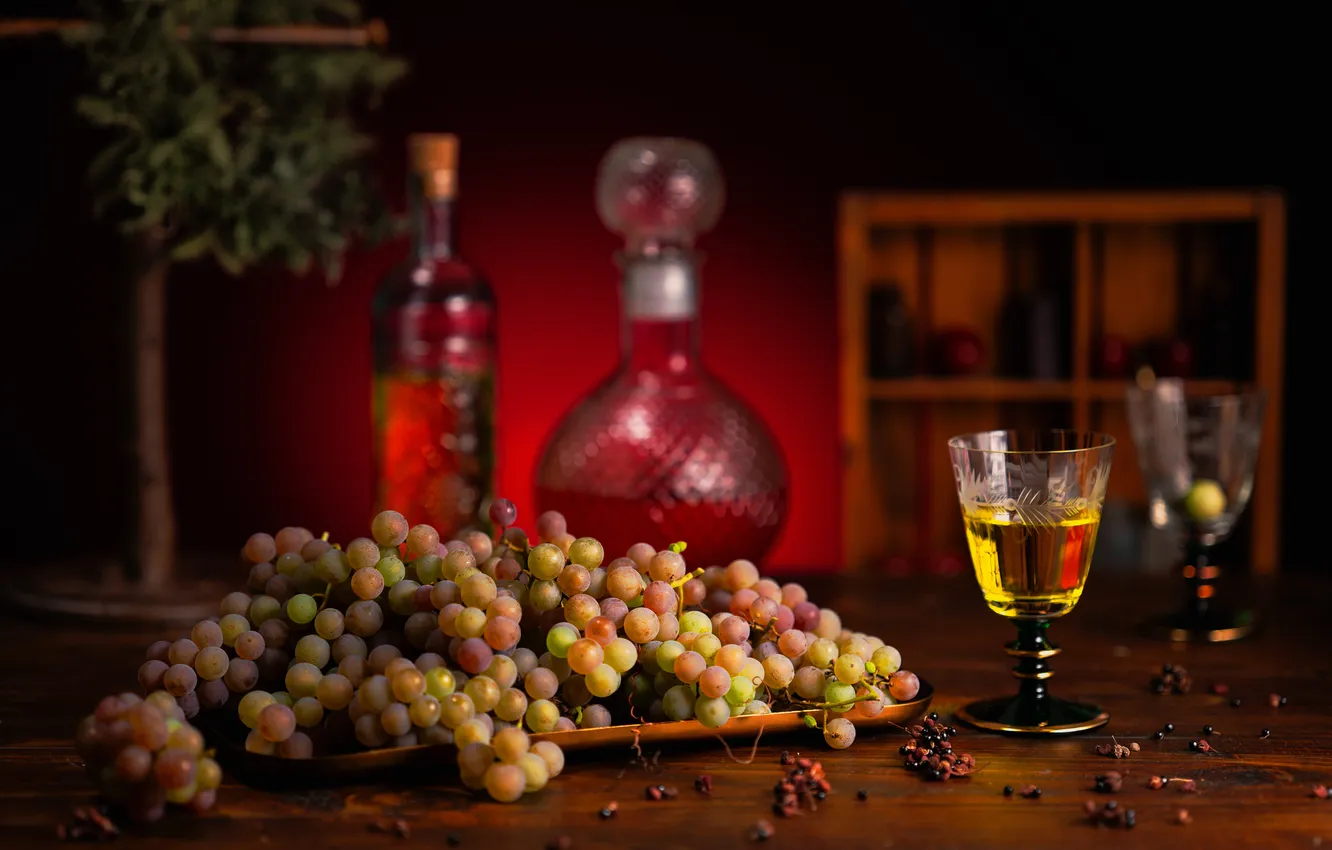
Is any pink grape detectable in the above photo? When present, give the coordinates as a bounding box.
[243,533,277,564]
[729,588,759,617]
[642,580,676,615]
[698,666,731,699]
[718,616,750,646]
[457,638,494,674]
[585,616,617,646]
[792,601,820,632]
[488,498,517,528]
[599,598,628,628]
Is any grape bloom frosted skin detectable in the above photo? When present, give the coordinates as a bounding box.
[87,500,920,815]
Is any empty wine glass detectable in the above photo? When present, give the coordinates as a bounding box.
[949,430,1115,735]
[1125,379,1266,642]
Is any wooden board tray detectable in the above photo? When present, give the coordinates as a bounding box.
[204,680,933,788]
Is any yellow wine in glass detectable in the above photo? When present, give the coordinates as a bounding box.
[964,505,1101,619]
[949,429,1114,736]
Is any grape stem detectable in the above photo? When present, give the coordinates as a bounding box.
[315,582,333,611]
[670,568,704,617]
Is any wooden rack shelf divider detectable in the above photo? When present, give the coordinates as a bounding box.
[838,190,1285,575]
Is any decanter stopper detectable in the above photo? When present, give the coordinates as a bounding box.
[596,137,725,255]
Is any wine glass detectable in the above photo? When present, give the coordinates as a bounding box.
[948,429,1115,735]
[1125,379,1266,642]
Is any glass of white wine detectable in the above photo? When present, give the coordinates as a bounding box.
[948,429,1115,735]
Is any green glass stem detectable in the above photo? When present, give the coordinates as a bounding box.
[1008,619,1057,726]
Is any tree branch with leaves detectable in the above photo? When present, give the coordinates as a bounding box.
[62,0,406,592]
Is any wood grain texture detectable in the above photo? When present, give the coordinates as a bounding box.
[2,573,1330,849]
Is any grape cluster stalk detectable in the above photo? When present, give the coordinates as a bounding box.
[77,498,919,816]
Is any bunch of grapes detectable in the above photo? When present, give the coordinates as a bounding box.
[95,497,919,811]
[74,691,221,823]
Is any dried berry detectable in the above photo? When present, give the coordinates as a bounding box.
[1083,799,1133,828]
[773,759,831,816]
[780,751,794,766]
[1148,775,1166,790]
[1094,741,1132,758]
[1210,682,1230,695]
[749,820,775,842]
[1093,772,1123,793]
[1151,665,1192,695]
[1179,780,1197,793]
[1269,693,1287,708]
[1019,784,1042,799]
[1176,808,1192,825]
[1129,742,1140,752]
[1313,785,1329,800]
[695,774,713,795]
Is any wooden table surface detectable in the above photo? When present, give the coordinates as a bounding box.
[2,572,1330,849]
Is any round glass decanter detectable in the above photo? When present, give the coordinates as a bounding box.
[535,138,788,566]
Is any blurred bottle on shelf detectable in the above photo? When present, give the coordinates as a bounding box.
[996,227,1068,379]
[867,283,916,377]
[372,134,496,537]
[535,137,788,566]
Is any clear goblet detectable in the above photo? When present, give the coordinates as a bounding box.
[949,429,1115,735]
[1125,379,1266,642]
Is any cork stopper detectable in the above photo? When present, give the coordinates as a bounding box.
[408,134,458,199]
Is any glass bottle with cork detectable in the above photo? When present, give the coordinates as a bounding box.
[372,134,496,537]
[534,137,788,566]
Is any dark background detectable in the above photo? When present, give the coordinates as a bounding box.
[0,3,1317,571]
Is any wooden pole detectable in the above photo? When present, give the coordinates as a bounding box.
[0,18,389,46]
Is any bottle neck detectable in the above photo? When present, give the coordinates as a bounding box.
[411,181,455,264]
[619,252,701,376]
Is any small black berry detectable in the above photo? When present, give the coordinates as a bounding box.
[928,712,939,721]
[1031,788,1042,798]
[1231,698,1242,708]
[1189,740,1201,751]
[1153,731,1165,740]
[813,789,827,801]
[1163,722,1175,733]
[1105,800,1118,810]
[1261,728,1271,738]
[1124,810,1136,829]
[599,808,615,820]
[1202,725,1214,736]
[856,790,868,801]
[1279,696,1289,707]
[1003,786,1014,796]
[447,834,462,847]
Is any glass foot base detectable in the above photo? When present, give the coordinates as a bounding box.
[0,557,232,626]
[955,695,1110,736]
[1140,609,1256,643]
